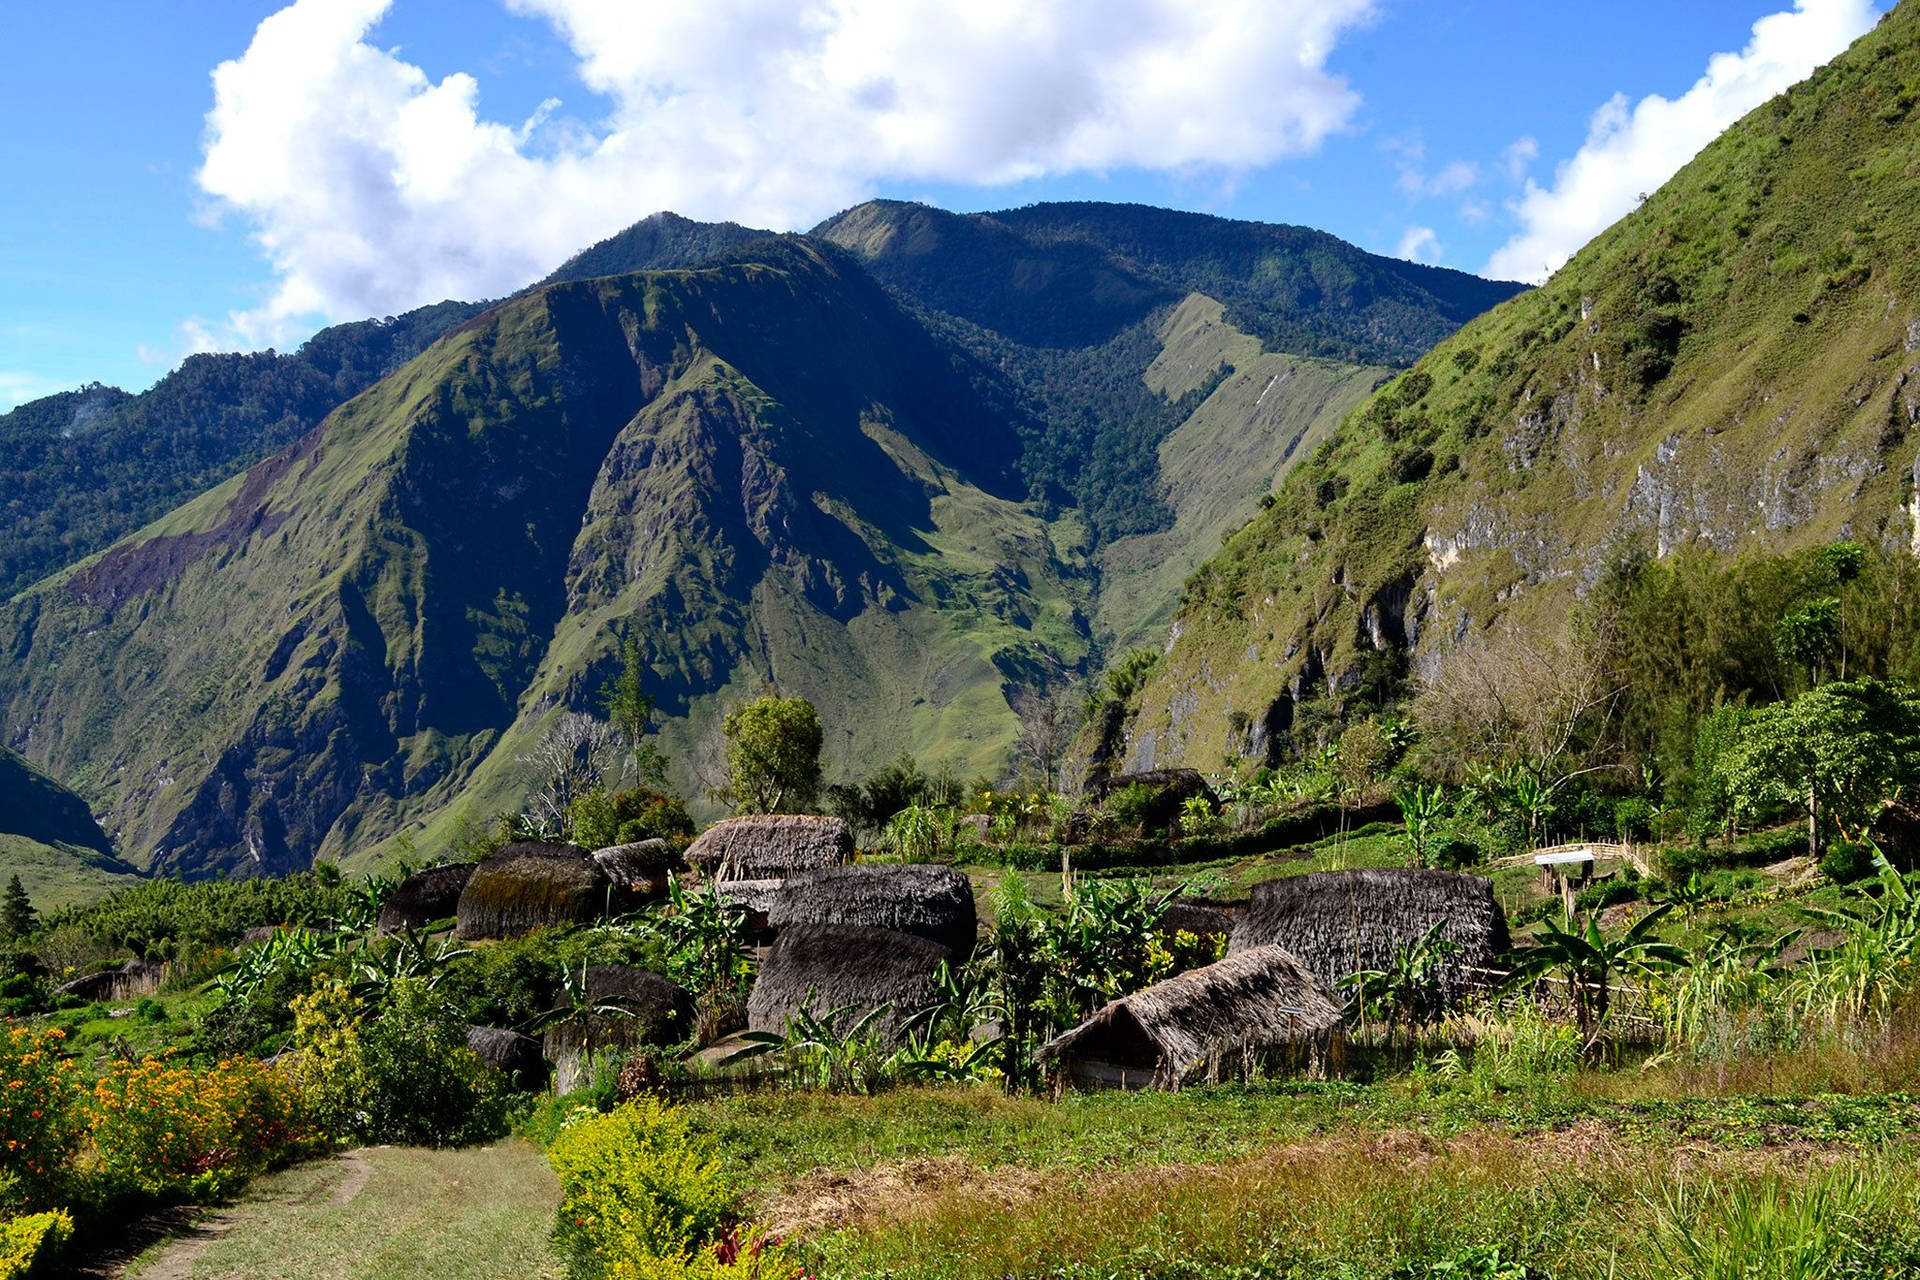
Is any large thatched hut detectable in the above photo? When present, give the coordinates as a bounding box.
[378,863,476,933]
[456,843,632,940]
[747,923,951,1043]
[1042,945,1344,1089]
[685,815,853,882]
[543,965,695,1094]
[769,865,977,957]
[1229,869,1509,1004]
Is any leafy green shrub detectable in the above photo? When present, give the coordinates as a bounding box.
[0,1210,71,1279]
[1613,797,1655,842]
[1820,840,1877,884]
[0,1028,86,1211]
[547,1098,743,1278]
[1574,879,1641,912]
[570,787,696,851]
[1658,828,1809,880]
[1429,834,1482,871]
[1104,783,1164,833]
[286,980,503,1147]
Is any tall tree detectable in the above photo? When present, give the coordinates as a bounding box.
[1,875,36,938]
[1722,678,1920,862]
[601,636,667,786]
[721,695,824,815]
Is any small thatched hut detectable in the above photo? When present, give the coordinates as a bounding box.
[591,840,681,894]
[466,1026,545,1088]
[769,865,977,957]
[747,923,951,1044]
[1042,945,1344,1089]
[54,958,167,1003]
[715,879,787,937]
[1229,869,1509,1005]
[1161,897,1239,944]
[1077,768,1217,836]
[378,862,476,933]
[543,965,695,1094]
[685,815,853,882]
[456,843,631,940]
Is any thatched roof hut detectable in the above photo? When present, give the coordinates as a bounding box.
[1077,768,1217,836]
[747,923,951,1044]
[714,879,786,937]
[686,815,853,881]
[455,842,630,940]
[54,958,167,1004]
[378,862,476,934]
[1229,869,1509,1004]
[769,865,978,957]
[1042,945,1343,1089]
[1162,897,1239,943]
[591,840,681,894]
[466,1026,545,1087]
[544,965,695,1093]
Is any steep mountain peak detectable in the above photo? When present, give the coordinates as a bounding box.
[541,211,777,288]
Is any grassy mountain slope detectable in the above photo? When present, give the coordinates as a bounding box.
[0,243,1086,877]
[1120,3,1920,772]
[0,747,141,909]
[1,205,1521,876]
[0,223,792,605]
[1096,296,1390,652]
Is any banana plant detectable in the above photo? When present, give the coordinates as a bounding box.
[350,927,471,1001]
[721,991,895,1091]
[1504,904,1689,1052]
[1343,919,1459,1046]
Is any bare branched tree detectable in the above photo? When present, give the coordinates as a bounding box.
[518,711,623,838]
[1010,686,1080,792]
[1415,619,1629,793]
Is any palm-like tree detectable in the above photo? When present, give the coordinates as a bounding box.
[1505,904,1688,1051]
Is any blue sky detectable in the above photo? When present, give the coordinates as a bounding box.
[0,0,1891,410]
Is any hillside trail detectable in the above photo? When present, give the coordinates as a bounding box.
[93,1142,561,1280]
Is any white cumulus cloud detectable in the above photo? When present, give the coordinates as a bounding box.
[1485,0,1879,284]
[197,0,1378,343]
[1395,226,1442,264]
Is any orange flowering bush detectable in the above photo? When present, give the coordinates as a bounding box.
[0,1028,86,1210]
[89,1057,315,1201]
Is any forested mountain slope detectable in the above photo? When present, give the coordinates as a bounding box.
[0,206,1522,877]
[1118,3,1920,773]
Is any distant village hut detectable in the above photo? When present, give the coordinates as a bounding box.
[686,815,854,882]
[378,863,476,933]
[747,923,952,1044]
[543,964,695,1094]
[591,839,681,895]
[455,843,633,940]
[1160,897,1240,946]
[769,864,978,957]
[466,1026,545,1089]
[1229,869,1509,1005]
[1042,945,1343,1090]
[1076,768,1218,837]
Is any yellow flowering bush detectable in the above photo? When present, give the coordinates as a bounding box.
[0,1210,71,1279]
[89,1056,313,1201]
[548,1098,804,1279]
[0,1029,86,1210]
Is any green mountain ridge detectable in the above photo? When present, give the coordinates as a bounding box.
[0,207,1519,881]
[1117,2,1920,773]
